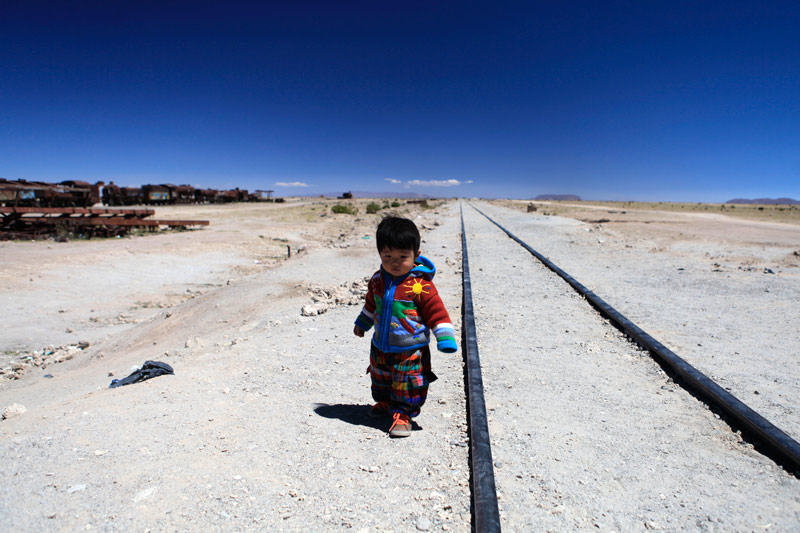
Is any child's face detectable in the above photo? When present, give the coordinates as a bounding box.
[380,246,419,278]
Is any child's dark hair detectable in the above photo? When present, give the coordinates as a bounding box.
[376,216,420,253]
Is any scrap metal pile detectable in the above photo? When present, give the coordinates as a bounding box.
[1,177,282,208]
[0,205,209,239]
[0,178,214,239]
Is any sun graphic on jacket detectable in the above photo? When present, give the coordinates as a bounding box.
[405,279,430,298]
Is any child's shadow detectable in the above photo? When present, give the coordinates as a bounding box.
[313,403,421,432]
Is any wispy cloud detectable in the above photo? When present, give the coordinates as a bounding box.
[406,179,473,188]
[275,181,308,187]
[384,178,402,184]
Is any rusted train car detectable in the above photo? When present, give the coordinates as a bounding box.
[102,182,144,206]
[2,178,278,207]
[0,178,102,208]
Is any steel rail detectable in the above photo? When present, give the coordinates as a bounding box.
[470,203,800,476]
[460,203,502,532]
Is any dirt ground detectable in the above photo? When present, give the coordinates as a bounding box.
[500,199,800,254]
[488,199,800,441]
[1,198,474,531]
[462,201,799,531]
[1,198,798,531]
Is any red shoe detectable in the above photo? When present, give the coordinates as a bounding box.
[369,401,390,417]
[389,412,412,438]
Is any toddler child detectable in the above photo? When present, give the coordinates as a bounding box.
[354,216,457,437]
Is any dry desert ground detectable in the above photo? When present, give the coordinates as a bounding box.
[1,198,799,531]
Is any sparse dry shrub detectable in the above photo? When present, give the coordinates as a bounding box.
[332,204,358,215]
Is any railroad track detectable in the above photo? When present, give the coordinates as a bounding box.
[458,201,799,531]
[460,205,502,532]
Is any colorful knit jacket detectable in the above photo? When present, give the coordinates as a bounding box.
[354,255,458,354]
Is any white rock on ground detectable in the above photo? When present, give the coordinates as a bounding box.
[2,403,26,420]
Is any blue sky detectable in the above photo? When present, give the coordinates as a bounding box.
[1,1,798,201]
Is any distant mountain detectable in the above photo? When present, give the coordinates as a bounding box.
[534,194,581,201]
[725,198,799,205]
[315,191,431,199]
